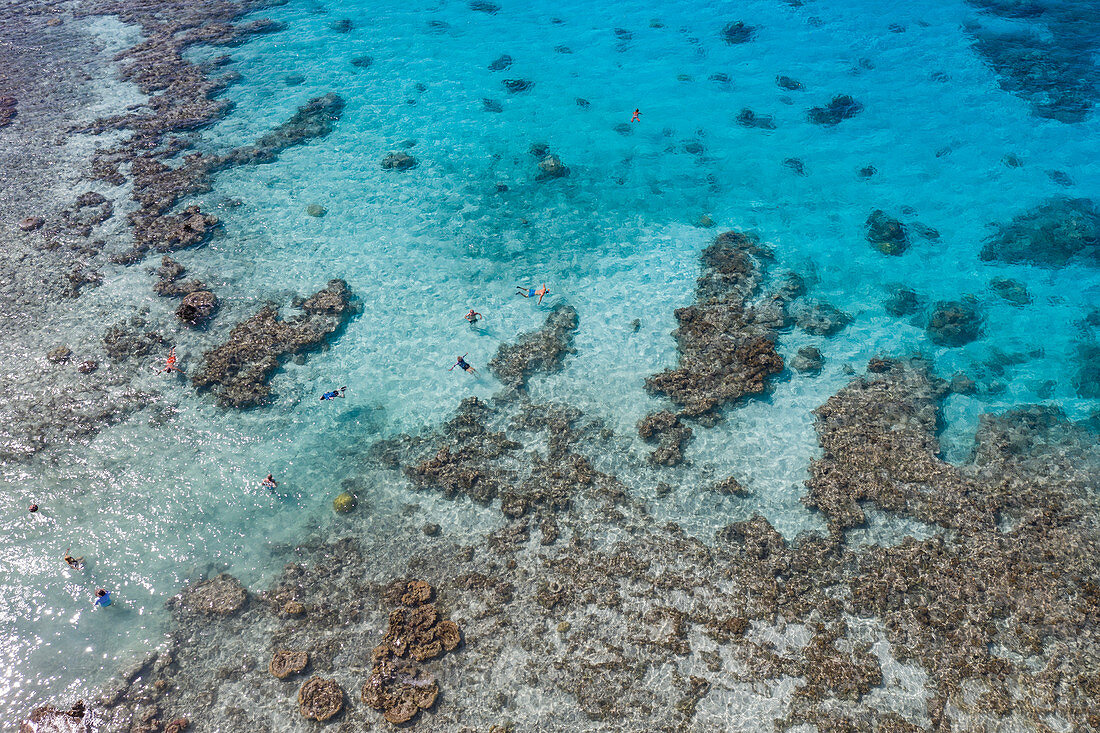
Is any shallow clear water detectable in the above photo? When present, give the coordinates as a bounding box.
[2,0,1098,723]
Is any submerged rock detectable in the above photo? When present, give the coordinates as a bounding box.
[306,203,327,217]
[179,573,247,616]
[866,209,909,255]
[381,152,418,171]
[502,78,533,93]
[776,75,803,90]
[47,346,72,364]
[790,346,824,373]
[0,95,16,128]
[192,279,354,408]
[333,491,357,513]
[535,154,569,181]
[176,290,218,326]
[883,286,923,316]
[298,677,343,721]
[18,216,44,232]
[989,277,1031,305]
[735,108,775,129]
[645,231,786,417]
[927,299,982,347]
[708,476,749,496]
[637,411,693,466]
[807,94,863,125]
[469,0,501,12]
[222,94,346,167]
[794,301,851,336]
[329,18,352,32]
[980,197,1100,268]
[350,55,373,69]
[488,54,513,71]
[721,21,755,44]
[269,650,308,679]
[489,304,578,389]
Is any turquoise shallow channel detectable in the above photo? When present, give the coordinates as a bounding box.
[0,0,1098,728]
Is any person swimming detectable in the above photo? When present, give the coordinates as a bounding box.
[94,589,111,608]
[154,347,178,375]
[64,549,84,569]
[320,386,347,401]
[464,309,482,324]
[261,474,277,490]
[449,353,477,375]
[515,284,550,304]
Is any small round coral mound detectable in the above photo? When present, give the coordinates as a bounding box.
[269,650,308,679]
[298,676,343,721]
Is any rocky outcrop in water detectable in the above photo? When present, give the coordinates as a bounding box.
[720,21,755,44]
[807,94,863,125]
[222,93,345,167]
[177,573,247,616]
[192,280,354,407]
[380,152,418,171]
[488,304,578,390]
[298,677,343,721]
[637,410,692,466]
[926,298,982,346]
[979,197,1100,268]
[18,700,92,733]
[362,580,460,724]
[644,231,787,418]
[794,300,851,336]
[269,650,308,679]
[0,95,15,128]
[866,209,909,255]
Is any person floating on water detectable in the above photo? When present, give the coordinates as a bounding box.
[515,284,549,304]
[261,474,277,490]
[64,549,84,569]
[449,353,477,375]
[94,589,111,608]
[631,108,640,122]
[155,347,178,375]
[320,386,347,401]
[29,504,39,513]
[464,309,482,325]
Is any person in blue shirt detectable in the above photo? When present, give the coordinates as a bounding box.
[320,386,347,401]
[449,354,477,375]
[94,589,111,608]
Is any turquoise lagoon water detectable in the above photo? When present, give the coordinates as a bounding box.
[2,0,1099,723]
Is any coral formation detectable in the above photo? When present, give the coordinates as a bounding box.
[297,676,343,721]
[363,580,460,725]
[192,280,354,407]
[926,298,982,347]
[637,410,692,466]
[980,197,1099,268]
[807,94,864,125]
[268,650,308,679]
[720,21,755,44]
[176,573,247,616]
[488,304,578,390]
[866,209,909,255]
[644,231,787,418]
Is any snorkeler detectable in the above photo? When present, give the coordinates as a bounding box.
[449,353,477,375]
[64,549,84,569]
[631,108,640,122]
[320,387,347,401]
[261,474,277,490]
[464,309,482,325]
[94,589,111,608]
[154,347,178,375]
[515,284,549,304]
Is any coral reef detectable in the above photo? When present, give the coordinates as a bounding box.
[866,209,909,255]
[268,650,308,680]
[297,677,343,721]
[176,573,247,616]
[735,108,776,129]
[807,94,864,125]
[488,304,578,390]
[720,21,755,44]
[191,280,354,408]
[637,410,692,466]
[794,300,851,336]
[18,700,92,733]
[0,95,15,128]
[980,197,1100,268]
[381,152,418,171]
[362,580,460,724]
[643,231,788,418]
[926,298,982,347]
[790,345,824,373]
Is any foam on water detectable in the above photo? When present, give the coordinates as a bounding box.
[2,0,1098,723]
